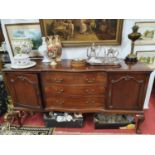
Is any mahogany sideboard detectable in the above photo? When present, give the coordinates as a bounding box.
[2,60,153,133]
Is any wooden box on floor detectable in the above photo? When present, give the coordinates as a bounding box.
[94,114,135,129]
[43,113,84,128]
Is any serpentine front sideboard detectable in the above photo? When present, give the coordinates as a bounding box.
[2,60,153,133]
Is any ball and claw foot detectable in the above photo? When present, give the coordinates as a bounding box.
[4,110,22,128]
[135,114,144,134]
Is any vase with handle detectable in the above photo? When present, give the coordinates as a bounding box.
[38,37,51,63]
[54,35,62,62]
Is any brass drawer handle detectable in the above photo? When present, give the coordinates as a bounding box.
[10,79,14,83]
[109,105,113,108]
[85,89,95,94]
[53,78,64,83]
[85,78,96,83]
[56,89,64,94]
[56,100,64,105]
[86,100,95,104]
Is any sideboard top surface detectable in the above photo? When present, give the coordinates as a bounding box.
[2,60,153,73]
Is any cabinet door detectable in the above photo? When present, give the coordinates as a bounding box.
[5,73,42,110]
[106,73,149,110]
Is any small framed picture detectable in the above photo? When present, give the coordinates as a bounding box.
[135,21,155,45]
[136,50,155,64]
[5,23,42,58]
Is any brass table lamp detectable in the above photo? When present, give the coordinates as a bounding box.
[125,25,141,64]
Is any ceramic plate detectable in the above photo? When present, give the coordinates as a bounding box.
[11,61,36,69]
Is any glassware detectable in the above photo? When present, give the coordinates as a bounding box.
[87,43,96,59]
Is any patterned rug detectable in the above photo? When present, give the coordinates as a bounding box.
[0,125,53,135]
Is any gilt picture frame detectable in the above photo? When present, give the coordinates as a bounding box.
[40,19,123,46]
[135,21,155,45]
[5,23,42,57]
[136,50,155,64]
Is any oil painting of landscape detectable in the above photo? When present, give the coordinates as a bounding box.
[40,19,123,46]
[135,22,155,45]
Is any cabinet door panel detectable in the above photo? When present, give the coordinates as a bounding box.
[107,73,149,110]
[5,73,42,110]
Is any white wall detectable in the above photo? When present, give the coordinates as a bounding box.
[1,19,155,62]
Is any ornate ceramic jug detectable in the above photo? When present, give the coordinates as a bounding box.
[47,36,55,58]
[54,35,62,62]
[47,35,62,64]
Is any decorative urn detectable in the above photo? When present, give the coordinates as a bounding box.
[12,38,34,67]
[12,38,33,55]
[47,35,62,66]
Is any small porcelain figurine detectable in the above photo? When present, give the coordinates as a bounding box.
[64,113,73,122]
[56,113,73,122]
[74,113,83,118]
[38,37,51,63]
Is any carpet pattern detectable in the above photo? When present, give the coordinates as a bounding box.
[0,125,53,135]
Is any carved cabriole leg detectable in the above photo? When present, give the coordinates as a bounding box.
[29,111,35,116]
[15,111,22,128]
[18,111,36,126]
[12,111,35,127]
[4,110,22,128]
[135,114,144,134]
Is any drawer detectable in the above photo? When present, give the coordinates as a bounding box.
[44,84,106,96]
[42,72,107,85]
[45,96,105,109]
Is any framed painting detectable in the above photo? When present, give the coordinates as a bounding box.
[5,23,42,57]
[135,21,155,45]
[0,21,4,45]
[136,50,155,64]
[40,19,123,46]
